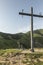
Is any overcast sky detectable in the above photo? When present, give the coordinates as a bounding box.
[0,0,43,34]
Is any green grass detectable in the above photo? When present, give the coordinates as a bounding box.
[0,49,22,56]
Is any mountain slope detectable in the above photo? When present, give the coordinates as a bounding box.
[0,29,43,49]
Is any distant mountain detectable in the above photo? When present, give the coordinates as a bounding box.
[33,29,43,48]
[0,29,43,49]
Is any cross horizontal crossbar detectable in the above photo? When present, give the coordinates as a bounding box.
[19,12,43,18]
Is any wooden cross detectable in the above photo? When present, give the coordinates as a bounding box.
[19,7,43,52]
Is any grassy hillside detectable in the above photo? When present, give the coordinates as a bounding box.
[0,29,43,49]
[33,29,43,47]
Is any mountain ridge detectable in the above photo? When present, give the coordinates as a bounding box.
[0,29,43,49]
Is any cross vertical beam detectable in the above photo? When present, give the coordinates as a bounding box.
[31,7,34,52]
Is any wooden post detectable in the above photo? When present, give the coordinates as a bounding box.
[31,7,34,52]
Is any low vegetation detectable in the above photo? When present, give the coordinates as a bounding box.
[0,29,43,49]
[0,49,43,65]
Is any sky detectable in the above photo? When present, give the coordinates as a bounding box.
[0,0,43,34]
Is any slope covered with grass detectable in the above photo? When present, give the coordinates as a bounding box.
[0,29,43,49]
